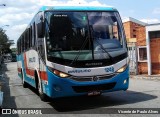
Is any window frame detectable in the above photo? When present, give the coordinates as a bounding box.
[137,46,147,62]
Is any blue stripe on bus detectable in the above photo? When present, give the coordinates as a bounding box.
[39,6,117,12]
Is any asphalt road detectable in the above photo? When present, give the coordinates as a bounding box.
[0,62,160,117]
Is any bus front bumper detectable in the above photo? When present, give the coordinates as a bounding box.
[45,67,129,98]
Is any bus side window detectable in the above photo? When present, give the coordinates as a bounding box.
[32,23,36,47]
[22,35,24,52]
[23,35,25,51]
[32,25,34,47]
[28,28,30,48]
[34,23,36,46]
[25,30,29,50]
[30,26,32,48]
[36,12,45,61]
[17,41,19,54]
[25,31,28,51]
[18,40,20,54]
[20,38,22,53]
[19,38,21,53]
[24,33,26,51]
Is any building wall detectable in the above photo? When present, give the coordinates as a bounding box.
[138,62,148,74]
[136,26,148,74]
[123,20,148,74]
[124,20,160,75]
[150,38,160,74]
[136,26,146,46]
[123,21,146,43]
[123,22,131,39]
[129,21,137,38]
[123,21,145,39]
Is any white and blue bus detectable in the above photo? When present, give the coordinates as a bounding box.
[17,6,129,101]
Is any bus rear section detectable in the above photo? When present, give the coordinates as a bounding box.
[17,6,129,100]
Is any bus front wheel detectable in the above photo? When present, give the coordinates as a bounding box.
[36,74,49,101]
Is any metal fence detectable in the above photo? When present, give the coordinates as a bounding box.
[127,42,138,75]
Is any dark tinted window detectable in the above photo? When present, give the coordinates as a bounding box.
[32,23,36,47]
[149,31,160,39]
[44,11,127,67]
[45,12,91,60]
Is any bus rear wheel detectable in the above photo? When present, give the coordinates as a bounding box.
[22,71,28,88]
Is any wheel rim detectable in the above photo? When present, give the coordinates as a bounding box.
[38,80,42,94]
[22,78,24,84]
[22,72,25,84]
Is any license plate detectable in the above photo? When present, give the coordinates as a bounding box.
[88,91,101,96]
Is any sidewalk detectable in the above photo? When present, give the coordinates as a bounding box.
[130,74,160,80]
[0,64,4,108]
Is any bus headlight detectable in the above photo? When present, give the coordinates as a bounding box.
[116,65,127,73]
[59,72,69,78]
[48,67,70,78]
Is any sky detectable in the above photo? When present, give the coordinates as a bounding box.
[0,0,160,48]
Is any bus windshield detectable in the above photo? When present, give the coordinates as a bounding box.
[45,11,126,67]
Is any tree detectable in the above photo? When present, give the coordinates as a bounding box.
[0,28,14,54]
[11,48,17,54]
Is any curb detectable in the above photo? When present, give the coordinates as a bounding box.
[130,75,160,80]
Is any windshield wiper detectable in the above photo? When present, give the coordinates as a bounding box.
[89,25,114,62]
[69,36,89,66]
[93,38,114,62]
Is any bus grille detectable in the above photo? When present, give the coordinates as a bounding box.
[72,82,116,93]
[70,74,116,82]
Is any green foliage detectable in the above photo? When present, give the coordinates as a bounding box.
[11,48,17,54]
[0,28,14,54]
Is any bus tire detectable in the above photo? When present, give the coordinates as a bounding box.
[22,70,28,88]
[35,73,48,101]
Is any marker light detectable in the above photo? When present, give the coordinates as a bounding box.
[116,65,127,73]
[48,67,70,78]
[123,79,127,84]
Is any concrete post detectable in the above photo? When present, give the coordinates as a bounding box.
[146,32,151,75]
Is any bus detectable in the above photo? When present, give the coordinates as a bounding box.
[17,6,129,101]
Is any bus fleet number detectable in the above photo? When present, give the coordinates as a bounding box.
[105,67,114,73]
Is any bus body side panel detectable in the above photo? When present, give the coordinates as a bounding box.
[17,49,50,94]
[25,49,38,88]
[23,52,32,85]
[45,66,129,98]
[17,50,37,88]
[26,49,49,94]
[17,54,23,78]
[38,60,49,95]
[24,49,48,89]
[17,53,31,86]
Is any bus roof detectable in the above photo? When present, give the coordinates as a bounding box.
[39,6,117,12]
